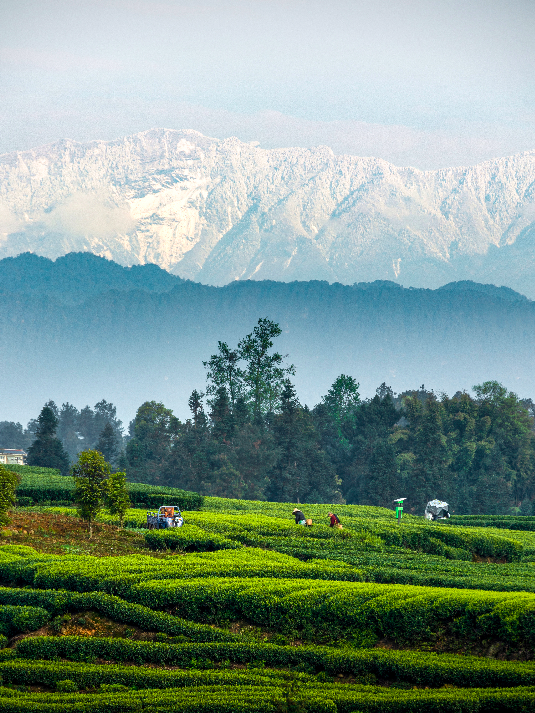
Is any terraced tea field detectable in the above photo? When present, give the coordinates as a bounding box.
[2,467,535,711]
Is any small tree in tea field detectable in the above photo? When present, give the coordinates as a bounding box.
[71,450,111,538]
[105,470,130,528]
[0,465,19,526]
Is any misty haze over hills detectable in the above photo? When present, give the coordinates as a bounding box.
[1,129,535,298]
[1,253,534,427]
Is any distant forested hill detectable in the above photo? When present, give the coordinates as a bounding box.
[0,252,534,424]
[0,252,182,303]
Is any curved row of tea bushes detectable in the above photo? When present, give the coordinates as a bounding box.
[6,537,535,605]
[447,515,535,532]
[130,576,535,647]
[366,562,535,591]
[201,496,393,520]
[216,536,535,593]
[16,636,535,688]
[4,535,535,602]
[1,681,535,713]
[10,467,203,509]
[0,605,49,636]
[0,546,363,597]
[0,587,237,642]
[0,687,296,713]
[45,506,530,564]
[0,685,334,713]
[185,513,350,540]
[9,569,535,651]
[283,546,535,592]
[0,659,311,691]
[82,506,535,566]
[144,526,240,552]
[168,511,523,561]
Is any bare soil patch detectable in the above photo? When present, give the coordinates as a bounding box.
[0,511,167,558]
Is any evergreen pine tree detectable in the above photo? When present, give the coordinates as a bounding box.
[116,451,129,472]
[188,390,205,428]
[362,438,399,507]
[162,392,212,491]
[405,396,451,511]
[230,417,274,500]
[126,401,179,484]
[27,405,70,475]
[321,374,361,444]
[96,422,119,465]
[203,342,244,408]
[267,381,342,503]
[342,391,399,504]
[57,402,81,463]
[0,421,32,450]
[93,400,124,451]
[210,387,235,443]
[238,318,295,416]
[78,406,98,448]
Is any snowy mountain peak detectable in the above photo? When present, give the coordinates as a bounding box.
[1,129,535,295]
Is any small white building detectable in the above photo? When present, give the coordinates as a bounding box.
[0,449,27,465]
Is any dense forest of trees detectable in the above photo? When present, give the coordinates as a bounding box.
[2,318,535,515]
[1,400,125,470]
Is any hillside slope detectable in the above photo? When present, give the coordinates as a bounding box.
[3,488,535,711]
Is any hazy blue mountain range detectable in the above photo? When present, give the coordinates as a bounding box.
[1,129,535,297]
[0,251,182,304]
[1,253,533,426]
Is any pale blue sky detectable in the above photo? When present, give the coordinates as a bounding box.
[1,0,535,167]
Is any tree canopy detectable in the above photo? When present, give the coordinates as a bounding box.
[17,322,535,515]
[71,450,112,538]
[26,405,70,475]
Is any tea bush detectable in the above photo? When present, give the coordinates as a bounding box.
[0,605,49,636]
[6,493,535,711]
[144,525,240,552]
[0,678,535,712]
[130,576,535,646]
[0,586,237,642]
[10,468,203,510]
[16,636,535,688]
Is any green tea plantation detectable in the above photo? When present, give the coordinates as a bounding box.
[1,467,535,712]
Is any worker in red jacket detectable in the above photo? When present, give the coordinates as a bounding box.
[328,512,341,527]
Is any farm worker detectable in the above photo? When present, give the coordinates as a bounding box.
[292,508,307,525]
[328,512,341,528]
[163,506,174,528]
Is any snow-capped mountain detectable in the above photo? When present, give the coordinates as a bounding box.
[1,128,535,295]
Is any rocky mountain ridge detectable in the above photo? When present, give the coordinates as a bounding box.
[1,129,535,295]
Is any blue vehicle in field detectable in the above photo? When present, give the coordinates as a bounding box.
[146,505,184,529]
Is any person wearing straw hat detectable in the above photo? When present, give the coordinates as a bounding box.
[292,507,307,525]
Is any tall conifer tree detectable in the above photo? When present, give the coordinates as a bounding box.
[267,381,342,503]
[27,405,70,475]
[96,422,119,465]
